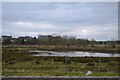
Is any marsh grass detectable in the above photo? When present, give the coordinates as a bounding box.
[2,46,120,76]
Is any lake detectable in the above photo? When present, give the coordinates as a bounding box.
[29,50,120,57]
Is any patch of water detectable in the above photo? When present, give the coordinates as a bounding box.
[29,50,120,57]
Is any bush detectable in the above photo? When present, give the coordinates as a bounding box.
[35,59,41,64]
[96,67,108,72]
[86,62,95,67]
[108,61,119,66]
[8,60,16,65]
[63,58,71,64]
[9,57,15,60]
[4,59,9,63]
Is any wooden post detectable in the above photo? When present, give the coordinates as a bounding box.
[51,58,53,69]
[65,55,68,72]
[99,57,101,67]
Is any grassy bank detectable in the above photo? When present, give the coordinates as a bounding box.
[2,45,120,53]
[2,48,120,76]
[2,58,120,76]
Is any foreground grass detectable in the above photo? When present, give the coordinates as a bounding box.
[3,71,119,76]
[2,59,120,76]
[2,46,120,76]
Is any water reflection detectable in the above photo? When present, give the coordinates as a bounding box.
[29,50,120,57]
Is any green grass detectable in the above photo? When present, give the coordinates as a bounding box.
[2,59,120,76]
[91,72,119,76]
[2,46,120,76]
[2,45,120,53]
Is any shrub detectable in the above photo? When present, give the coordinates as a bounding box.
[63,58,71,64]
[86,62,95,67]
[96,67,108,72]
[4,59,9,63]
[9,57,15,60]
[35,60,41,64]
[8,60,16,65]
[108,61,119,66]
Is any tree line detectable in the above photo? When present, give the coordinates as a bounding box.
[1,34,119,46]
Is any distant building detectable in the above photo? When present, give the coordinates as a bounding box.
[1,35,12,43]
[10,38,17,43]
[17,36,33,44]
[38,34,51,39]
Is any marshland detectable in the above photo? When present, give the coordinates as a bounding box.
[1,35,120,76]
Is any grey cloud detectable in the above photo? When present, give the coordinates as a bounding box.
[2,2,118,40]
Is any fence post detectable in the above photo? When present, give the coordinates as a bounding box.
[65,55,68,72]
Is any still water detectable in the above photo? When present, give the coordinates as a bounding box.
[29,50,120,57]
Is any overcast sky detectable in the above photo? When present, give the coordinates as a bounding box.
[2,2,118,41]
